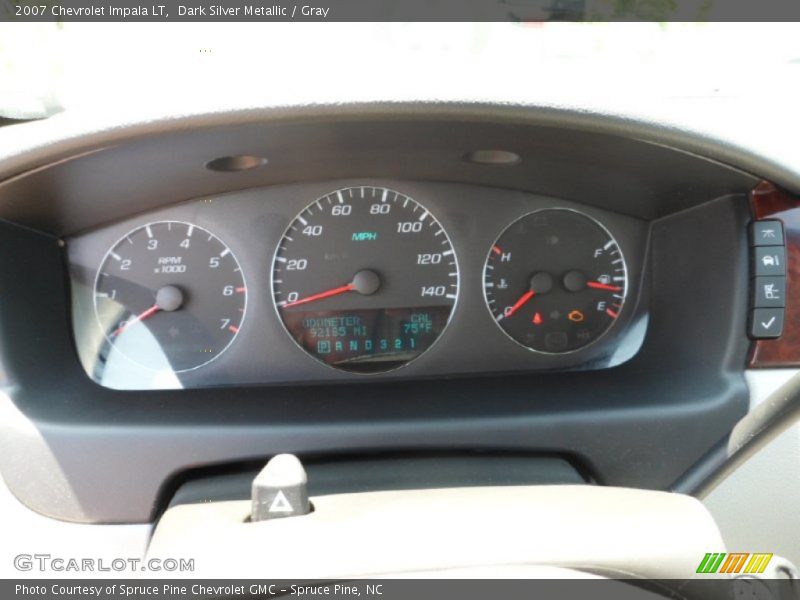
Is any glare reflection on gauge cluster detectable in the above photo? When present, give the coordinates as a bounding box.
[271,186,459,373]
[93,220,247,373]
[483,209,627,354]
[88,188,629,379]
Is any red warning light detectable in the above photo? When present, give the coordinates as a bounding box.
[532,312,543,325]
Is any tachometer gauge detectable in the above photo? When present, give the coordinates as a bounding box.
[484,209,627,354]
[94,221,246,372]
[272,186,458,373]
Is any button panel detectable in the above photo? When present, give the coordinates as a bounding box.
[749,219,787,339]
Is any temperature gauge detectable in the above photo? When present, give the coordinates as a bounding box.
[483,209,627,354]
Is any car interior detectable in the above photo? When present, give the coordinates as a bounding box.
[1,21,799,599]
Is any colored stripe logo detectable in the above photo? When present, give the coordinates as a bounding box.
[696,552,773,574]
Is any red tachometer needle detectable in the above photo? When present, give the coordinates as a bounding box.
[282,283,356,309]
[505,290,535,318]
[112,304,160,337]
[586,281,622,292]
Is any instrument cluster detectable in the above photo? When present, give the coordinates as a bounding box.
[68,181,649,389]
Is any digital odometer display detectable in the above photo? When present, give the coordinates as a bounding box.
[272,186,459,373]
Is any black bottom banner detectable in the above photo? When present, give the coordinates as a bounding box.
[4,579,800,600]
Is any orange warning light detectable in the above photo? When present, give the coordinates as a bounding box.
[532,312,543,325]
[568,310,585,323]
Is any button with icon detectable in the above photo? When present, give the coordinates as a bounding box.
[750,220,784,247]
[750,308,784,339]
[753,276,786,308]
[754,246,786,277]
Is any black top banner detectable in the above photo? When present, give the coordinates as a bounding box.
[2,0,800,22]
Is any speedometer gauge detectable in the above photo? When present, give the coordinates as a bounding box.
[272,186,458,373]
[94,221,246,372]
[484,209,627,354]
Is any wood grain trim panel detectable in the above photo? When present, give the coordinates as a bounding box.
[748,181,800,367]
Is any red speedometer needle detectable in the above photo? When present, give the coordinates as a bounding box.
[505,290,535,318]
[282,283,356,309]
[112,304,160,337]
[586,281,622,292]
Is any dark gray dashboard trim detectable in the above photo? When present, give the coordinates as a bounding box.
[0,191,751,523]
[0,112,759,236]
[0,103,761,523]
[0,102,795,198]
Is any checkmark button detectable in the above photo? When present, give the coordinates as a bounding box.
[750,308,784,339]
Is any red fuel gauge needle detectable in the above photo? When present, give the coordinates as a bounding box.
[282,283,356,309]
[586,281,622,292]
[112,304,160,337]
[505,290,535,318]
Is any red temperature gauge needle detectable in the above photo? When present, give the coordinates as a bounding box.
[505,290,535,318]
[586,281,622,292]
[282,283,356,309]
[112,304,160,337]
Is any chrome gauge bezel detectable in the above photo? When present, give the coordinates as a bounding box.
[92,219,248,373]
[269,185,460,375]
[482,207,629,356]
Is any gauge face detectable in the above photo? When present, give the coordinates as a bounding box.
[484,209,627,354]
[94,221,246,372]
[272,186,458,373]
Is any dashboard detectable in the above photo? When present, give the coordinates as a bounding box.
[0,104,783,524]
[68,181,648,389]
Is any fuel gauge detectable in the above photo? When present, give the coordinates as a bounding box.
[483,209,627,354]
